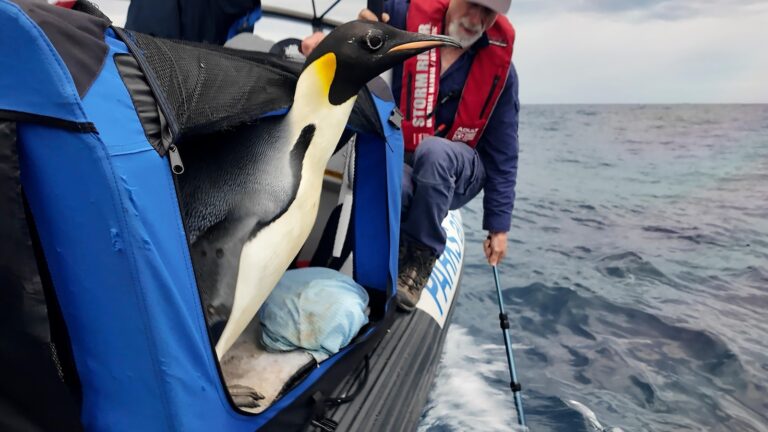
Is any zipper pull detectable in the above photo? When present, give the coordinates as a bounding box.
[168,144,185,174]
[426,91,457,119]
[435,123,448,137]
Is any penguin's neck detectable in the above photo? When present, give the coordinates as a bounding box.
[285,56,356,168]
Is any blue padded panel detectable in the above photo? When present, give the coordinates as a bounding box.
[0,0,87,122]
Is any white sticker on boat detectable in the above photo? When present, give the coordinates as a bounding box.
[416,211,465,328]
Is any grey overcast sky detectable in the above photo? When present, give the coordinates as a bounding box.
[94,0,768,103]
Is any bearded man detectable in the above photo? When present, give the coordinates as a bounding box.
[303,0,519,312]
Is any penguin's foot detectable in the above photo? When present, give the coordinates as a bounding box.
[228,384,265,408]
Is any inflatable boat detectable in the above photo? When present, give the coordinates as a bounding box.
[0,1,464,430]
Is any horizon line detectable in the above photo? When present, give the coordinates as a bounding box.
[520,102,768,105]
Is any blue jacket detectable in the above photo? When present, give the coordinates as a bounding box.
[386,0,520,233]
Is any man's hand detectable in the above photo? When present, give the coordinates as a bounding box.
[301,31,325,56]
[483,231,508,266]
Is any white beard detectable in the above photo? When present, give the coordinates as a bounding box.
[447,17,483,48]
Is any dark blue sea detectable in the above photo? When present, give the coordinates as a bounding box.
[418,105,768,432]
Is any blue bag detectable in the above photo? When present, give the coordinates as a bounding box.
[260,268,369,361]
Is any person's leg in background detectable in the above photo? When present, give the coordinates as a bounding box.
[397,136,485,311]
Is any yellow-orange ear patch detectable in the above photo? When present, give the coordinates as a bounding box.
[310,52,336,96]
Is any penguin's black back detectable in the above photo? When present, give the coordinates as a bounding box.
[175,117,313,329]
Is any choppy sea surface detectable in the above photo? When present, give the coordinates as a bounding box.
[418,105,768,432]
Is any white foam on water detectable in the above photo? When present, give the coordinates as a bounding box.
[418,325,527,432]
[565,399,625,432]
[565,399,604,431]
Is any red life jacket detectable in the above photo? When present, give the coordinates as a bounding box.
[400,0,515,151]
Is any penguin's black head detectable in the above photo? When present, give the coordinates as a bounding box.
[303,20,461,106]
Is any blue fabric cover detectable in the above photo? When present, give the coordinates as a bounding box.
[7,1,403,428]
[226,7,262,41]
[260,268,369,361]
[353,92,403,299]
[0,0,88,123]
[19,28,240,432]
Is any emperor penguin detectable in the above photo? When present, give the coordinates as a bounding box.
[176,21,460,359]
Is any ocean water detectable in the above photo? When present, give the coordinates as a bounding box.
[418,105,768,432]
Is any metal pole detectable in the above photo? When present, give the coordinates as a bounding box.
[492,265,526,427]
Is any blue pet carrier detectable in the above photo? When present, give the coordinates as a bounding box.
[0,1,405,430]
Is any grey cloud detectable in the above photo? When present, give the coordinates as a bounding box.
[511,0,764,20]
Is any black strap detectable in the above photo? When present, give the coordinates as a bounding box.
[310,392,339,432]
[0,109,96,133]
[0,120,84,431]
[310,417,339,432]
[326,355,370,406]
[309,355,371,431]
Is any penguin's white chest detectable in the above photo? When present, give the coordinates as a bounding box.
[238,116,345,271]
[239,94,354,266]
[213,59,355,357]
[265,105,354,249]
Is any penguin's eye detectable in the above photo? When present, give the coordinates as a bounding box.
[364,30,385,51]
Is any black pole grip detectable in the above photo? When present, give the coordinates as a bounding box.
[499,312,510,330]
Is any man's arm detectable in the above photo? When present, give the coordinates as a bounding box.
[477,63,520,265]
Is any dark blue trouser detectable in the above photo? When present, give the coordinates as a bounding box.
[401,136,486,256]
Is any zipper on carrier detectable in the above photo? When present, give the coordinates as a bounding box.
[168,144,185,174]
[479,75,500,119]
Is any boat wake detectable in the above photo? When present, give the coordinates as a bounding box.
[418,325,528,432]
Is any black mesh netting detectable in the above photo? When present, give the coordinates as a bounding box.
[72,0,111,23]
[115,29,382,149]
